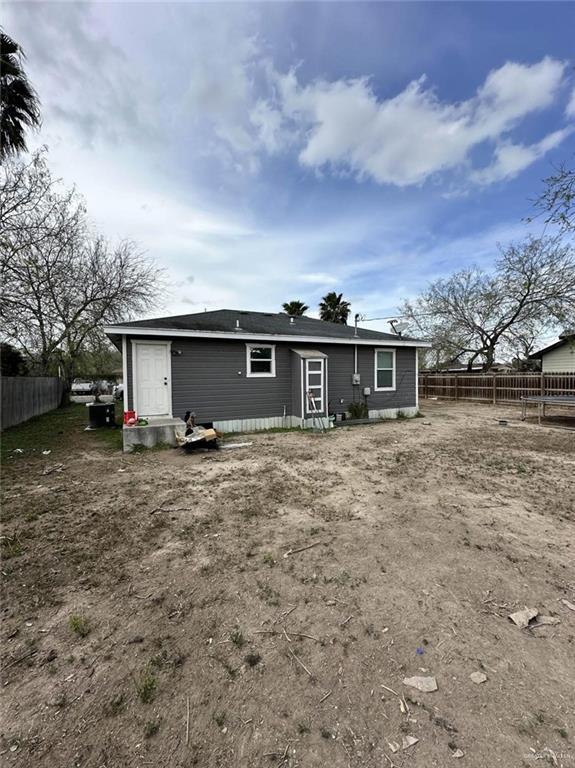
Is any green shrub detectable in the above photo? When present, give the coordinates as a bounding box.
[348,401,368,419]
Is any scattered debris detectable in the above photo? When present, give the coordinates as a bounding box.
[12,449,23,454]
[283,541,322,558]
[403,675,438,692]
[452,748,465,758]
[41,463,65,476]
[532,615,561,628]
[177,426,220,452]
[220,442,253,451]
[288,648,313,678]
[402,736,419,750]
[319,690,332,704]
[470,671,487,684]
[560,598,575,612]
[42,449,52,455]
[508,607,538,628]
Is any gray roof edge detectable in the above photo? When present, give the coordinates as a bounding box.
[103,325,430,347]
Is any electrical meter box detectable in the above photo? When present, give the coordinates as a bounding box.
[352,373,361,385]
[363,387,371,396]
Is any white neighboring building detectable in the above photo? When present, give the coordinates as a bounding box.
[530,332,575,372]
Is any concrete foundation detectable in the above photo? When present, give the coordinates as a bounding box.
[122,417,186,453]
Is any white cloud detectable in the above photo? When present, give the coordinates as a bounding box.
[471,128,573,185]
[567,87,575,118]
[272,57,569,187]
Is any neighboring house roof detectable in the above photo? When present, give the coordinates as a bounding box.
[529,333,575,359]
[105,309,430,347]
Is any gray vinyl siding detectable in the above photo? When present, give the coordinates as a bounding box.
[318,344,416,412]
[171,338,292,422]
[125,335,417,421]
[290,353,303,418]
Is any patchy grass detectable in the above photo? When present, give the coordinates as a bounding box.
[230,627,246,647]
[144,720,161,738]
[68,614,91,638]
[103,694,126,717]
[1,402,123,464]
[134,667,157,703]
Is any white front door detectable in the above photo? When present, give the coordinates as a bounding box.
[305,358,325,414]
[133,342,171,416]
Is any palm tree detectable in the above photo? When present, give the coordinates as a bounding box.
[1,30,41,161]
[282,300,309,316]
[319,292,351,324]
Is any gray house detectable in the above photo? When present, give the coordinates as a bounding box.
[105,310,429,437]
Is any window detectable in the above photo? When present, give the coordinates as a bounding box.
[374,348,395,391]
[305,358,324,413]
[246,344,276,377]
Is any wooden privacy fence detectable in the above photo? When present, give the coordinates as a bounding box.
[1,376,64,430]
[419,372,575,404]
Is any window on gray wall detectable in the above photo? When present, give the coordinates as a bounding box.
[246,344,276,377]
[374,348,396,390]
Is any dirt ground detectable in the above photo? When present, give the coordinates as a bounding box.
[1,401,574,768]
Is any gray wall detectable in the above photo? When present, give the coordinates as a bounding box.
[125,336,417,421]
[1,376,64,430]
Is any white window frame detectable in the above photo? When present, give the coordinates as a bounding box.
[305,358,324,414]
[246,343,276,378]
[374,347,396,392]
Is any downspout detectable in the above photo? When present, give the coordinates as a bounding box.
[354,313,359,374]
[122,334,129,412]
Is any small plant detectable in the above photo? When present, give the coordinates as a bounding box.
[298,722,311,735]
[103,694,125,717]
[230,627,246,647]
[69,614,90,638]
[262,552,275,567]
[348,401,368,420]
[256,580,280,606]
[0,535,23,558]
[320,726,333,739]
[144,720,161,738]
[213,711,226,727]
[244,651,261,667]
[150,650,169,669]
[134,667,157,703]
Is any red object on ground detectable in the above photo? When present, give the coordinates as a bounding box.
[123,410,137,425]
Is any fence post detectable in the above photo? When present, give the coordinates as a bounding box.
[540,372,545,396]
[492,374,497,404]
[454,374,459,401]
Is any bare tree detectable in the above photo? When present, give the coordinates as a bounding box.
[534,161,575,234]
[401,237,575,371]
[0,152,164,389]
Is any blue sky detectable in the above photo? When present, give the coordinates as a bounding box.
[6,1,575,332]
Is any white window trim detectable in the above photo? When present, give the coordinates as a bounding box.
[246,343,276,378]
[305,358,325,414]
[374,347,396,392]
